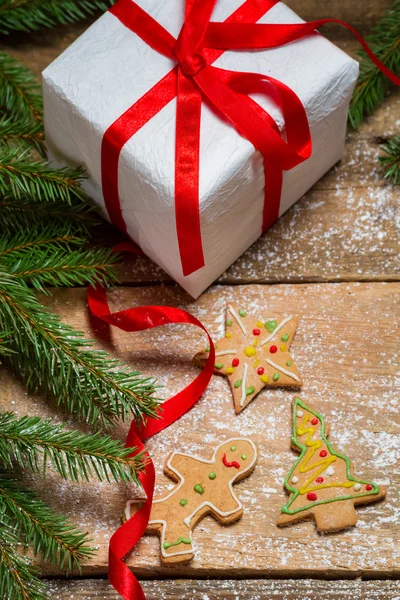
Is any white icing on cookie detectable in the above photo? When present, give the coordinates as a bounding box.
[265,358,301,382]
[291,476,299,484]
[353,483,361,491]
[147,438,257,559]
[215,349,238,357]
[296,410,304,418]
[240,362,248,407]
[228,305,247,335]
[325,466,335,476]
[261,315,293,346]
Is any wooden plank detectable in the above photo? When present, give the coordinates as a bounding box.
[1,283,399,578]
[48,578,400,599]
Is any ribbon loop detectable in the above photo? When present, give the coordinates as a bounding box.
[175,48,207,76]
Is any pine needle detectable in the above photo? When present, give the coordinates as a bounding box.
[0,196,101,233]
[0,145,87,204]
[0,52,42,122]
[10,246,120,291]
[349,0,400,128]
[0,412,144,483]
[0,473,94,570]
[0,0,115,34]
[0,115,45,155]
[0,520,47,600]
[379,135,400,184]
[0,271,159,425]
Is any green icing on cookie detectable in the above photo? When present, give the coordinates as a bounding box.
[215,362,223,369]
[246,386,255,395]
[286,360,292,367]
[209,472,216,480]
[265,320,277,332]
[281,333,289,342]
[239,309,247,317]
[194,484,204,494]
[273,372,280,381]
[226,319,233,326]
[234,380,242,388]
[179,499,188,506]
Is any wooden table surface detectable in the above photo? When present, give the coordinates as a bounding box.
[2,1,399,598]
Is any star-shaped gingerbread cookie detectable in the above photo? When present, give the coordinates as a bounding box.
[194,304,302,413]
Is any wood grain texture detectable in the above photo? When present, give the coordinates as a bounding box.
[2,283,398,578]
[48,578,400,599]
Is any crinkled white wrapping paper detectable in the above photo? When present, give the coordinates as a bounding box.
[42,0,359,298]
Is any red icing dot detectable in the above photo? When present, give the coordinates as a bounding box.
[269,345,278,354]
[253,328,261,336]
[307,492,317,501]
[311,418,319,425]
[232,358,239,367]
[316,477,324,484]
[366,484,373,491]
[257,366,265,375]
[319,450,328,457]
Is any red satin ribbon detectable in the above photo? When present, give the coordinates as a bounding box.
[101,0,399,278]
[87,283,215,599]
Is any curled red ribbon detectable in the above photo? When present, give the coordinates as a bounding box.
[88,283,215,600]
[102,0,399,278]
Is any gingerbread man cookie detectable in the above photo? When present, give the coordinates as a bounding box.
[194,304,302,413]
[278,397,386,532]
[125,438,257,565]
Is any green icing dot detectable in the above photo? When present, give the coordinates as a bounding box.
[194,484,204,494]
[230,445,237,451]
[265,320,277,332]
[226,319,233,326]
[205,346,210,353]
[180,499,188,506]
[273,372,280,381]
[215,362,223,369]
[234,379,242,388]
[246,386,255,395]
[286,360,292,367]
[163,537,191,550]
[281,333,289,342]
[209,472,216,480]
[239,309,247,317]
[241,454,247,460]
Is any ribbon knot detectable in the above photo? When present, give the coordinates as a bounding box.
[176,50,207,76]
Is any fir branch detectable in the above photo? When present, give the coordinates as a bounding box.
[0,224,85,259]
[0,115,45,155]
[0,196,100,233]
[0,473,93,570]
[0,520,46,600]
[9,246,120,291]
[0,0,115,35]
[0,52,42,122]
[0,145,87,204]
[0,412,144,483]
[379,135,400,184]
[349,0,400,128]
[0,272,158,424]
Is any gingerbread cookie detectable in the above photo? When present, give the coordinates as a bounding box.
[194,304,302,413]
[125,438,257,565]
[277,397,386,532]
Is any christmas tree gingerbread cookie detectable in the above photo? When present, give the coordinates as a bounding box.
[125,438,257,565]
[278,397,386,532]
[194,304,302,413]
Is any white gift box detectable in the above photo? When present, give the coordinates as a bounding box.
[42,0,359,298]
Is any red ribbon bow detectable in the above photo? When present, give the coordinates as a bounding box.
[101,0,399,279]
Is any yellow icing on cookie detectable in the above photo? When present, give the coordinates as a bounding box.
[225,366,234,374]
[260,374,269,383]
[244,346,256,357]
